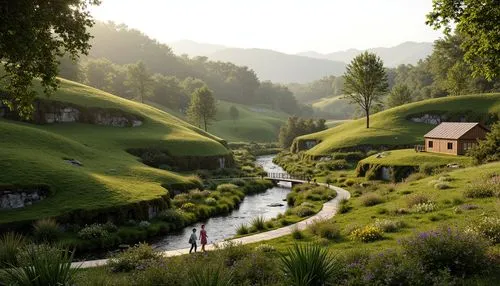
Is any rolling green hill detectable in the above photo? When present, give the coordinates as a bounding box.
[311,95,355,119]
[295,93,500,156]
[150,100,288,143]
[0,79,230,225]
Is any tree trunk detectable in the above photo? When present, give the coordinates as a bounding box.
[204,116,208,131]
[366,109,370,128]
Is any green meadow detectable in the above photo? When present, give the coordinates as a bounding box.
[296,93,500,156]
[0,79,230,224]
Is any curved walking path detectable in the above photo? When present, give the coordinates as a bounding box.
[73,182,350,268]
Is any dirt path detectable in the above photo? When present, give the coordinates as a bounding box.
[73,183,350,268]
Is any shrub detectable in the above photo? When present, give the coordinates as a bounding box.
[103,221,118,233]
[189,266,233,286]
[78,224,109,240]
[406,194,430,208]
[205,197,217,206]
[251,216,266,231]
[345,179,355,186]
[108,243,161,272]
[468,217,500,244]
[413,202,436,213]
[373,219,405,233]
[361,193,384,207]
[402,228,489,277]
[255,244,276,253]
[181,202,197,212]
[338,198,352,214]
[217,183,239,193]
[139,221,151,229]
[280,244,341,286]
[230,178,246,187]
[0,232,26,267]
[2,245,76,285]
[235,224,249,235]
[464,180,498,198]
[308,219,341,240]
[294,205,315,217]
[405,172,426,182]
[291,225,303,240]
[419,163,435,175]
[361,250,425,286]
[157,209,185,225]
[350,225,383,242]
[434,182,450,190]
[33,218,61,243]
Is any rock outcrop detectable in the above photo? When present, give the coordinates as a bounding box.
[0,186,50,209]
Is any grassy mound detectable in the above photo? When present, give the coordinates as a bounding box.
[151,100,288,143]
[0,79,230,225]
[359,149,473,167]
[311,95,355,119]
[295,93,500,156]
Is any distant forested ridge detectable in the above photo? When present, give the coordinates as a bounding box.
[61,21,302,116]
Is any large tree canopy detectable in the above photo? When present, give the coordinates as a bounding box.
[426,0,500,80]
[343,52,388,128]
[0,0,99,117]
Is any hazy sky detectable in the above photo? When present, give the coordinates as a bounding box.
[90,0,443,54]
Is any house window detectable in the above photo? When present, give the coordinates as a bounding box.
[464,142,476,151]
[428,141,433,148]
[447,142,453,150]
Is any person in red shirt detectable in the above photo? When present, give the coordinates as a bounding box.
[199,224,208,252]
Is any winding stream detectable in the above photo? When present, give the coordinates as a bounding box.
[153,155,290,251]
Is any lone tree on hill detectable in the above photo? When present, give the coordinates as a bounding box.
[126,61,153,103]
[343,52,388,128]
[0,0,100,118]
[188,86,217,131]
[229,105,239,122]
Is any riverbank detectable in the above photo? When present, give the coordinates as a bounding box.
[73,181,350,268]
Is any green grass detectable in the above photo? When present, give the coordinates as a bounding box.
[311,95,355,119]
[297,93,500,156]
[359,149,473,167]
[0,79,230,224]
[260,161,500,252]
[151,100,288,143]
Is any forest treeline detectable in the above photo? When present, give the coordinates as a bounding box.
[58,22,499,122]
[59,21,305,116]
[288,32,499,111]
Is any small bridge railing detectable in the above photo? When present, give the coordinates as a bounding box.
[266,172,308,181]
[414,144,425,152]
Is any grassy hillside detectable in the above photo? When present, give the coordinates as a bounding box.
[311,95,355,119]
[359,149,473,167]
[150,100,288,143]
[296,93,500,156]
[0,79,229,224]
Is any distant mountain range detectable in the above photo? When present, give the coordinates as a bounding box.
[297,42,433,67]
[168,40,433,84]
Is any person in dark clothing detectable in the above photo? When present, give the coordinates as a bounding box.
[189,228,197,253]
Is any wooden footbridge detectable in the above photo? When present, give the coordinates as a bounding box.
[209,173,312,187]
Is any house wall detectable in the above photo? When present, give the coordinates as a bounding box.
[460,125,488,140]
[425,138,458,155]
[458,139,479,155]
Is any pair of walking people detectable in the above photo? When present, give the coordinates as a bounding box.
[189,224,208,253]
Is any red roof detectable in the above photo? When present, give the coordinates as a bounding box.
[424,122,487,139]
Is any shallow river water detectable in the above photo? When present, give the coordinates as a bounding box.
[153,155,290,251]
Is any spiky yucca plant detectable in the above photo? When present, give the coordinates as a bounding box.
[2,245,77,286]
[280,244,340,286]
[188,266,233,286]
[0,232,26,267]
